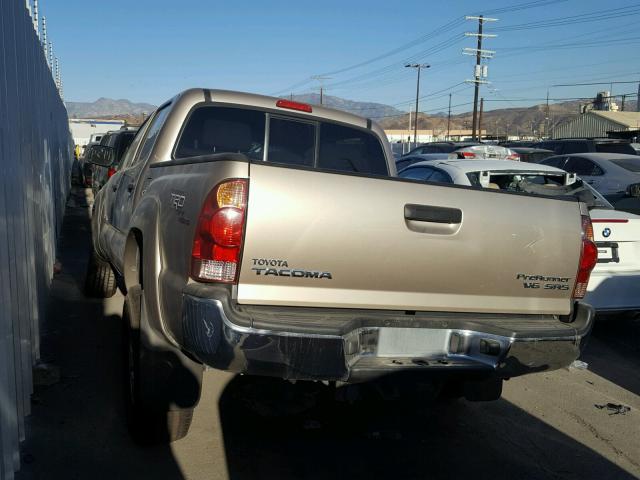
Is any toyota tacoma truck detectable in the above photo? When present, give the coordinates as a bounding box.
[87,88,596,443]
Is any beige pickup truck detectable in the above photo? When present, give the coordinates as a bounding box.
[87,88,596,443]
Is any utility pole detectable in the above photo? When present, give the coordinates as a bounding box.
[621,95,626,111]
[465,16,497,141]
[545,89,550,139]
[311,75,332,105]
[405,63,430,146]
[446,93,452,140]
[478,97,484,141]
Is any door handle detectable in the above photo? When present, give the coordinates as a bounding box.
[587,180,595,185]
[127,183,134,193]
[404,204,462,224]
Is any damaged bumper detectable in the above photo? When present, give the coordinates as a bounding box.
[181,291,594,382]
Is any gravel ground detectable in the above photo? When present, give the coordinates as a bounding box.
[16,188,640,480]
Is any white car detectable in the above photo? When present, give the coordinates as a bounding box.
[398,159,640,313]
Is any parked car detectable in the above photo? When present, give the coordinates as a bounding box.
[88,89,593,444]
[79,141,100,187]
[499,141,538,148]
[534,138,638,156]
[89,133,105,144]
[404,141,481,155]
[398,158,638,313]
[395,153,455,171]
[88,129,137,195]
[407,142,518,160]
[539,153,640,212]
[509,147,554,164]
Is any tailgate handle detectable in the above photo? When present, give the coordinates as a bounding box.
[404,204,462,224]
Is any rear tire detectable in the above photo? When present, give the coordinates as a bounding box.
[123,285,200,444]
[84,252,117,298]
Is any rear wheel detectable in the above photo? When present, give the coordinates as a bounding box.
[123,285,201,444]
[84,252,117,298]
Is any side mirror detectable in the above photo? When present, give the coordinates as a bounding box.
[88,145,115,167]
[627,183,640,198]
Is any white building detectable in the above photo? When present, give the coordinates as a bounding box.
[69,118,125,146]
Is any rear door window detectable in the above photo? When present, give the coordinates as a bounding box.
[318,123,387,175]
[564,157,604,176]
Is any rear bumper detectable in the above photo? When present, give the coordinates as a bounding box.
[181,291,594,383]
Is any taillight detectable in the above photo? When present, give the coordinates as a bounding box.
[107,167,116,178]
[191,179,248,283]
[459,151,476,159]
[506,153,520,161]
[276,99,313,113]
[572,215,598,299]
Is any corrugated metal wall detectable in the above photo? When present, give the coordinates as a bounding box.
[553,113,624,139]
[0,1,73,479]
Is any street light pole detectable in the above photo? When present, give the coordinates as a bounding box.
[406,63,430,146]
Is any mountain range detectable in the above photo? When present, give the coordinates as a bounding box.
[65,98,156,118]
[65,94,619,135]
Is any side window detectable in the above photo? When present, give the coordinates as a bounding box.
[399,167,435,181]
[428,169,453,183]
[268,117,315,167]
[565,157,601,176]
[119,118,152,169]
[318,123,387,175]
[132,105,171,167]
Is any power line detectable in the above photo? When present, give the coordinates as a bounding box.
[271,0,572,96]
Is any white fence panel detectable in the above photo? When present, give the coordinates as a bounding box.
[0,1,73,478]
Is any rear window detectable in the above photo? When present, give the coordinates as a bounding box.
[175,106,388,175]
[175,107,265,160]
[268,117,315,167]
[610,158,640,172]
[318,123,387,175]
[595,143,637,155]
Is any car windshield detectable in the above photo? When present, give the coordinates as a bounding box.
[466,171,613,209]
[610,157,640,172]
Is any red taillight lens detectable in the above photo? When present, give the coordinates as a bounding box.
[459,151,476,159]
[191,179,248,283]
[507,153,520,161]
[107,167,116,178]
[573,215,598,299]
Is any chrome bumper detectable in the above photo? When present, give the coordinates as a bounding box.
[181,294,594,382]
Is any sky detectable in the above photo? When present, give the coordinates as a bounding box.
[38,0,640,115]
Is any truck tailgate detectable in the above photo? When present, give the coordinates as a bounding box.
[237,163,582,315]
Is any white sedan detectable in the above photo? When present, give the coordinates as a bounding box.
[398,159,640,313]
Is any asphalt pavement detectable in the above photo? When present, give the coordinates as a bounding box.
[16,187,640,480]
